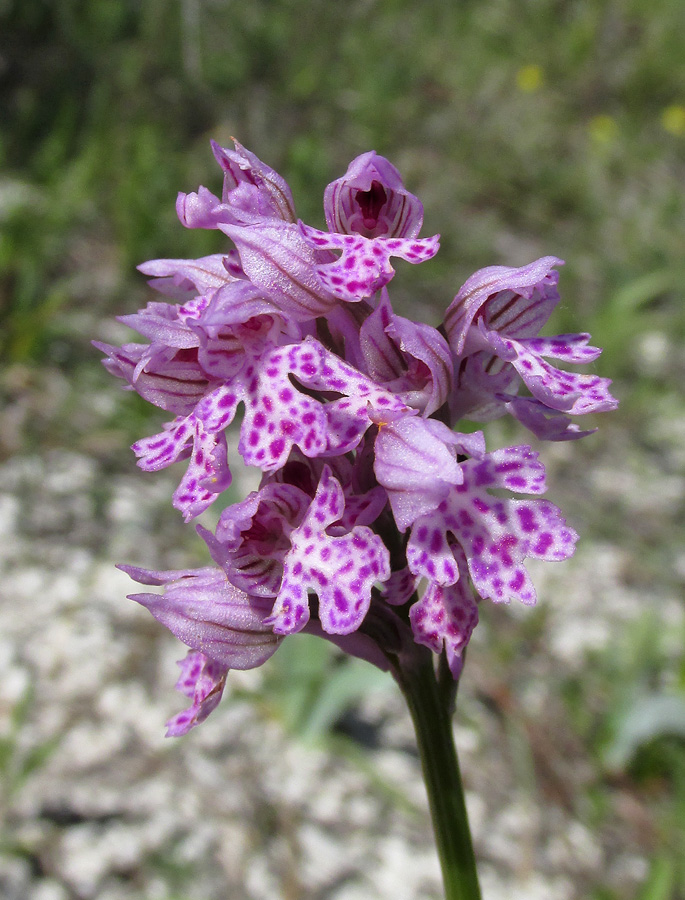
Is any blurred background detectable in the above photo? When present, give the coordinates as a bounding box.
[1,1,684,898]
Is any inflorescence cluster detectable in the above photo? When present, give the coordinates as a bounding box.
[97,143,617,735]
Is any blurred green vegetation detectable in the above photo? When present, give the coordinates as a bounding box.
[2,0,685,380]
[1,0,684,897]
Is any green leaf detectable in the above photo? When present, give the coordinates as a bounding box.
[608,270,680,317]
[636,855,676,900]
[299,660,391,741]
[603,692,685,771]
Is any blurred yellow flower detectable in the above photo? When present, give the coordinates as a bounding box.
[516,64,544,93]
[588,115,618,145]
[661,104,685,136]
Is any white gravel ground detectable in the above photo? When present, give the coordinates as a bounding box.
[0,421,680,900]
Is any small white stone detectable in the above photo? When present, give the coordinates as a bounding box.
[464,790,487,840]
[42,451,97,494]
[30,879,69,900]
[482,798,538,865]
[243,853,280,900]
[55,824,107,895]
[344,792,377,829]
[480,867,574,900]
[299,822,349,887]
[328,879,375,900]
[636,331,670,377]
[455,723,480,755]
[0,664,29,705]
[607,852,649,885]
[370,834,441,899]
[0,494,20,537]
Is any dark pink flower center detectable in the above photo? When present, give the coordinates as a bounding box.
[355,181,387,232]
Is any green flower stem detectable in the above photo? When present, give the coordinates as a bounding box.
[397,652,482,900]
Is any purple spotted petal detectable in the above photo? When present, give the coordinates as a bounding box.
[374,416,484,531]
[298,222,440,302]
[502,396,598,441]
[230,336,406,469]
[232,342,330,470]
[492,332,618,414]
[334,486,387,530]
[132,414,231,521]
[524,333,603,363]
[409,549,478,677]
[453,321,618,422]
[221,337,407,468]
[379,567,419,607]
[130,334,323,513]
[444,256,563,354]
[313,354,411,455]
[266,467,391,635]
[202,482,310,597]
[406,446,577,605]
[132,416,196,472]
[406,523,461,586]
[171,421,232,521]
[406,444,548,587]
[463,444,548,494]
[323,151,425,239]
[165,650,229,736]
[129,333,409,519]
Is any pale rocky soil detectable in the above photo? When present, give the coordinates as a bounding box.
[0,342,682,900]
